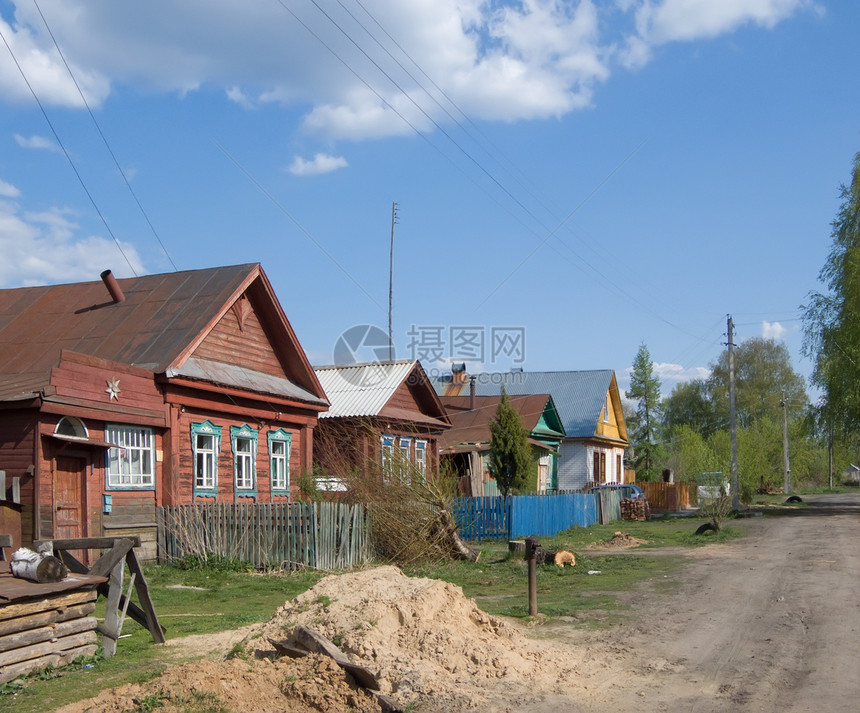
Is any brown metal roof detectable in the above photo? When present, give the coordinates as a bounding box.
[439,394,557,451]
[0,264,327,405]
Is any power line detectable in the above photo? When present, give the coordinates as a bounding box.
[32,0,178,271]
[0,22,137,276]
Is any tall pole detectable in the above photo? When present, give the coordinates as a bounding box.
[388,202,397,362]
[828,423,833,489]
[781,395,791,493]
[728,315,739,510]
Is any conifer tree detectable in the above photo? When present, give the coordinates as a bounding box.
[487,388,532,496]
[626,342,664,481]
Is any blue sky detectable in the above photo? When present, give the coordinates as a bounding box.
[0,0,857,398]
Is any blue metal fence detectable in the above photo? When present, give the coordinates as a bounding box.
[453,493,601,541]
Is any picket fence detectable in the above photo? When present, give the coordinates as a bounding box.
[453,492,608,541]
[156,491,628,568]
[157,501,371,570]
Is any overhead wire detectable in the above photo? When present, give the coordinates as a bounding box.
[0,22,138,277]
[32,0,179,271]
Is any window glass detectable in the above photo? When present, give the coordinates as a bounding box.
[106,424,155,488]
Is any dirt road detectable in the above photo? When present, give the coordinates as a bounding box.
[558,492,860,713]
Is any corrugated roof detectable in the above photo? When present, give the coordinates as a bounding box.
[433,370,616,439]
[314,361,415,418]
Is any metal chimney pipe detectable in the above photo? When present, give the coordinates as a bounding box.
[100,270,125,303]
[469,375,476,411]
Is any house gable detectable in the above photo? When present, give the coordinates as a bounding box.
[378,364,450,427]
[594,373,628,442]
[192,295,288,380]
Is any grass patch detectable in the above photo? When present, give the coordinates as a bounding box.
[1,565,321,713]
[2,515,745,713]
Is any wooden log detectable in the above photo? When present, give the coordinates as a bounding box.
[0,630,97,667]
[10,550,68,583]
[0,602,95,637]
[508,540,526,554]
[0,616,98,653]
[0,590,96,622]
[0,643,98,684]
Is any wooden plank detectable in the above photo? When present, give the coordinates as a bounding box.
[99,560,123,657]
[290,626,380,691]
[89,538,135,578]
[0,616,98,653]
[0,630,97,667]
[125,548,166,643]
[0,602,95,636]
[36,536,142,550]
[0,589,97,621]
[0,643,98,685]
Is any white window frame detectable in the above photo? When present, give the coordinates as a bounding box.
[106,424,155,489]
[231,425,258,493]
[194,434,218,491]
[415,439,427,481]
[381,434,395,484]
[268,430,292,493]
[191,421,221,494]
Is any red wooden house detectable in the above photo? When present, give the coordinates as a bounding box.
[0,264,328,559]
[312,361,450,487]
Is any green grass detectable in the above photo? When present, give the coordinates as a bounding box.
[0,566,322,713]
[406,514,741,624]
[1,514,744,712]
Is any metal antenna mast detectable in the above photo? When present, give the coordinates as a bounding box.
[389,202,398,362]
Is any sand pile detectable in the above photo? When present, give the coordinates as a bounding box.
[592,531,648,549]
[54,655,380,713]
[250,565,576,709]
[55,566,581,713]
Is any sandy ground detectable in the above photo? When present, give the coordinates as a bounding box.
[544,491,860,713]
[55,492,860,713]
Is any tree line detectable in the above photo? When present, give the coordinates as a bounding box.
[626,151,860,500]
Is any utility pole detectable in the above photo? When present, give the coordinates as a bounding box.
[388,202,397,362]
[781,395,791,493]
[728,315,739,511]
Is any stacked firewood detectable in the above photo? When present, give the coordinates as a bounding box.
[620,498,650,521]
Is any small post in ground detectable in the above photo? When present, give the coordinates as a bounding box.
[525,536,538,616]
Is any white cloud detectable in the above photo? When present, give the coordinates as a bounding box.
[762,320,787,340]
[0,200,144,287]
[624,0,815,63]
[0,179,21,198]
[0,14,109,107]
[288,153,349,177]
[226,86,253,109]
[622,360,710,398]
[13,134,60,152]
[0,1,813,139]
[652,361,710,382]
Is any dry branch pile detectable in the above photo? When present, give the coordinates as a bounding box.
[314,423,478,565]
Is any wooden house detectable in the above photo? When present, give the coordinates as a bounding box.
[0,264,328,559]
[435,368,628,491]
[439,391,565,496]
[312,361,450,488]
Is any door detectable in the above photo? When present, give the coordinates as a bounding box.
[55,456,87,540]
[537,455,550,493]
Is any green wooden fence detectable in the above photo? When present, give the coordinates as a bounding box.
[157,502,371,570]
